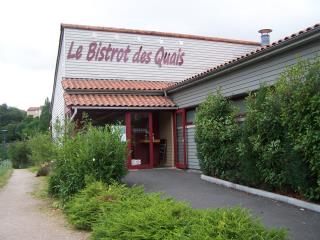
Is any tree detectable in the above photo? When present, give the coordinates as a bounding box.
[39,98,51,132]
[0,104,26,142]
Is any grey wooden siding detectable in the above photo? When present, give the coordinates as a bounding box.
[64,28,258,82]
[170,41,320,108]
[186,126,200,169]
[51,36,66,138]
[172,40,320,170]
[177,127,184,164]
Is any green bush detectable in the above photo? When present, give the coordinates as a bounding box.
[64,181,286,239]
[195,92,240,181]
[0,160,12,188]
[84,183,286,240]
[238,87,290,190]
[276,59,320,199]
[28,132,57,165]
[8,141,31,168]
[65,181,144,230]
[0,147,6,160]
[48,123,127,200]
[196,58,320,201]
[0,160,12,174]
[239,59,320,199]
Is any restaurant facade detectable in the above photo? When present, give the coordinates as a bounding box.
[51,23,320,170]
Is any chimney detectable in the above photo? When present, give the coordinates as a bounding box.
[258,29,272,46]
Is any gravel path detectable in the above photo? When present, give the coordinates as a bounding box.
[0,169,89,240]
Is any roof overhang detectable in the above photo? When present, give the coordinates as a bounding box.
[64,93,176,109]
[167,24,320,93]
[71,106,177,110]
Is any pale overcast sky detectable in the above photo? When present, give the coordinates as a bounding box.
[0,0,319,110]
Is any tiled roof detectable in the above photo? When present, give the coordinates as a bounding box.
[64,93,176,108]
[167,23,320,91]
[27,107,41,111]
[62,78,174,91]
[62,23,260,46]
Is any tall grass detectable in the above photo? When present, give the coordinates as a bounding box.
[0,160,13,188]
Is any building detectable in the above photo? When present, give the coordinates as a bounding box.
[27,107,42,118]
[51,23,320,170]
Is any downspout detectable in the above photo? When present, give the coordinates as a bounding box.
[70,107,78,121]
[163,89,167,97]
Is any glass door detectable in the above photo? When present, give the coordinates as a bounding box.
[126,112,153,169]
[175,110,187,169]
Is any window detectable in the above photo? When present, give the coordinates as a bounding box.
[186,109,195,125]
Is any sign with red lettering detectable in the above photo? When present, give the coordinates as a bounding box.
[67,41,185,67]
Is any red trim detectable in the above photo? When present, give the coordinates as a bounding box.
[174,109,187,169]
[173,112,177,168]
[148,112,154,168]
[182,110,187,169]
[125,112,132,169]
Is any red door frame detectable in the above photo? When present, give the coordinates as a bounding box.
[174,109,187,169]
[125,111,154,169]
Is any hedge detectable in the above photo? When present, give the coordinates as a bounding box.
[196,58,320,201]
[195,92,240,181]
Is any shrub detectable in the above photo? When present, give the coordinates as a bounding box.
[239,59,320,199]
[238,86,290,190]
[92,194,191,240]
[8,141,31,168]
[277,59,320,199]
[48,123,127,200]
[65,181,145,230]
[64,181,286,239]
[85,183,286,240]
[0,160,13,188]
[195,92,240,180]
[195,58,320,201]
[28,132,57,166]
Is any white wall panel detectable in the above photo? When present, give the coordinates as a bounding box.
[64,28,258,82]
[51,35,66,138]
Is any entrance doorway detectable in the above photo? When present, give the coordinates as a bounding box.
[126,111,175,169]
[174,110,187,169]
[126,112,153,169]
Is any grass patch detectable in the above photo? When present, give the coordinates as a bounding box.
[65,181,288,240]
[28,165,40,174]
[0,168,13,189]
[0,160,13,189]
[31,175,49,199]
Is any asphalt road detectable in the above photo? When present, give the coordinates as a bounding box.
[124,168,320,240]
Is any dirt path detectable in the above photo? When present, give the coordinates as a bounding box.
[0,169,89,240]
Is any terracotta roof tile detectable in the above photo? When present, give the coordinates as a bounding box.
[27,107,41,111]
[62,78,174,91]
[64,93,176,108]
[167,23,320,91]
